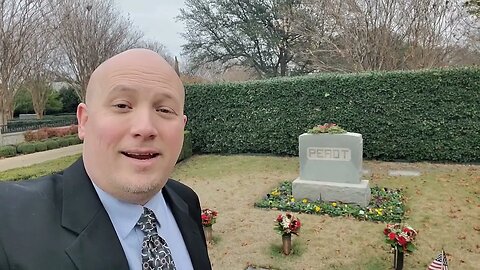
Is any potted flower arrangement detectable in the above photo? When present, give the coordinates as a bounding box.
[274,213,301,255]
[383,223,417,270]
[201,208,218,243]
[307,123,346,134]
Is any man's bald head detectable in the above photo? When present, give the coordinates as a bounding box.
[77,48,188,205]
[85,48,184,106]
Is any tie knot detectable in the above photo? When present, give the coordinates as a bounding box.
[136,207,158,235]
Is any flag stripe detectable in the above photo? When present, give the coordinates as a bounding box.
[427,251,448,270]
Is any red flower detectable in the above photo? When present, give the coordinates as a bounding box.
[276,214,283,222]
[397,235,407,246]
[201,208,218,226]
[275,213,301,236]
[384,223,417,253]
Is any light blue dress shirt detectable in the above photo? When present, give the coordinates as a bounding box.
[92,182,194,270]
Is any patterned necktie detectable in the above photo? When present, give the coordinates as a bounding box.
[136,207,176,270]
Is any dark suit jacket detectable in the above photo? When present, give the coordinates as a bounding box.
[0,158,211,270]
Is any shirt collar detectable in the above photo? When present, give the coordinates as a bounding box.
[92,181,166,239]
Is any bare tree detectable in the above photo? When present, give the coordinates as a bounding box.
[24,36,59,119]
[0,0,49,123]
[456,0,480,64]
[297,0,467,72]
[138,39,175,65]
[465,0,480,16]
[51,0,142,101]
[16,2,62,120]
[291,1,351,72]
[179,0,306,78]
[25,79,52,119]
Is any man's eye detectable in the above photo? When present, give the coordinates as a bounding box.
[115,104,129,109]
[157,107,175,114]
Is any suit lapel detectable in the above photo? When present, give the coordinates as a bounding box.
[163,183,210,270]
[61,158,129,270]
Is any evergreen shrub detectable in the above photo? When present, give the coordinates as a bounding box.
[0,146,17,158]
[185,68,480,162]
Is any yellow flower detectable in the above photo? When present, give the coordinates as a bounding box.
[332,202,337,207]
[302,198,308,204]
[270,189,280,196]
[290,197,295,202]
[315,206,321,212]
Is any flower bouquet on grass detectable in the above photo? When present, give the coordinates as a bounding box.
[274,213,301,255]
[383,223,417,270]
[201,208,218,243]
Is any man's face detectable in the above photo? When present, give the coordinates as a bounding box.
[77,53,186,204]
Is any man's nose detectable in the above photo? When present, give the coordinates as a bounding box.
[130,109,158,139]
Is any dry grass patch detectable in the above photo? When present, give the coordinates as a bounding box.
[173,155,480,270]
[1,154,477,269]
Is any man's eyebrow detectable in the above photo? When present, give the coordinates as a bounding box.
[108,85,179,101]
[108,85,138,96]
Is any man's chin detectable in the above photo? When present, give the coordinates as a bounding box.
[121,184,160,194]
[116,176,165,194]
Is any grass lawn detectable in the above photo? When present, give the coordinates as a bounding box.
[1,154,479,269]
[0,154,81,181]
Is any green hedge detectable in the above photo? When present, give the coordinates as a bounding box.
[0,135,82,157]
[7,114,77,126]
[46,140,60,150]
[178,131,193,162]
[185,67,480,162]
[16,143,36,154]
[0,145,17,158]
[35,141,48,152]
[66,136,81,145]
[55,137,70,147]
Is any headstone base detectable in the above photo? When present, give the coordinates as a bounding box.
[292,178,371,207]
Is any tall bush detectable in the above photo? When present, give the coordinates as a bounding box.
[185,67,480,162]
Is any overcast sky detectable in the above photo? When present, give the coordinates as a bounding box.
[115,0,187,58]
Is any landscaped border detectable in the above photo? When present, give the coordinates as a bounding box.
[255,181,405,223]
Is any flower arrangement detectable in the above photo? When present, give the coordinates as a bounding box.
[275,213,301,236]
[256,182,405,223]
[307,123,346,134]
[383,223,417,252]
[201,208,218,227]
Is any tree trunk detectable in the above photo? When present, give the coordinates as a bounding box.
[279,47,287,76]
[35,110,44,120]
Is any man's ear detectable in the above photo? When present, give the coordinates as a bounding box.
[183,115,188,126]
[77,103,88,140]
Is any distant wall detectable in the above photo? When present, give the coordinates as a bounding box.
[0,132,25,146]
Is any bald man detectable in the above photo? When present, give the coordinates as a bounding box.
[0,49,212,270]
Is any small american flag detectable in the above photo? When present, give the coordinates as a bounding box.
[427,250,448,270]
